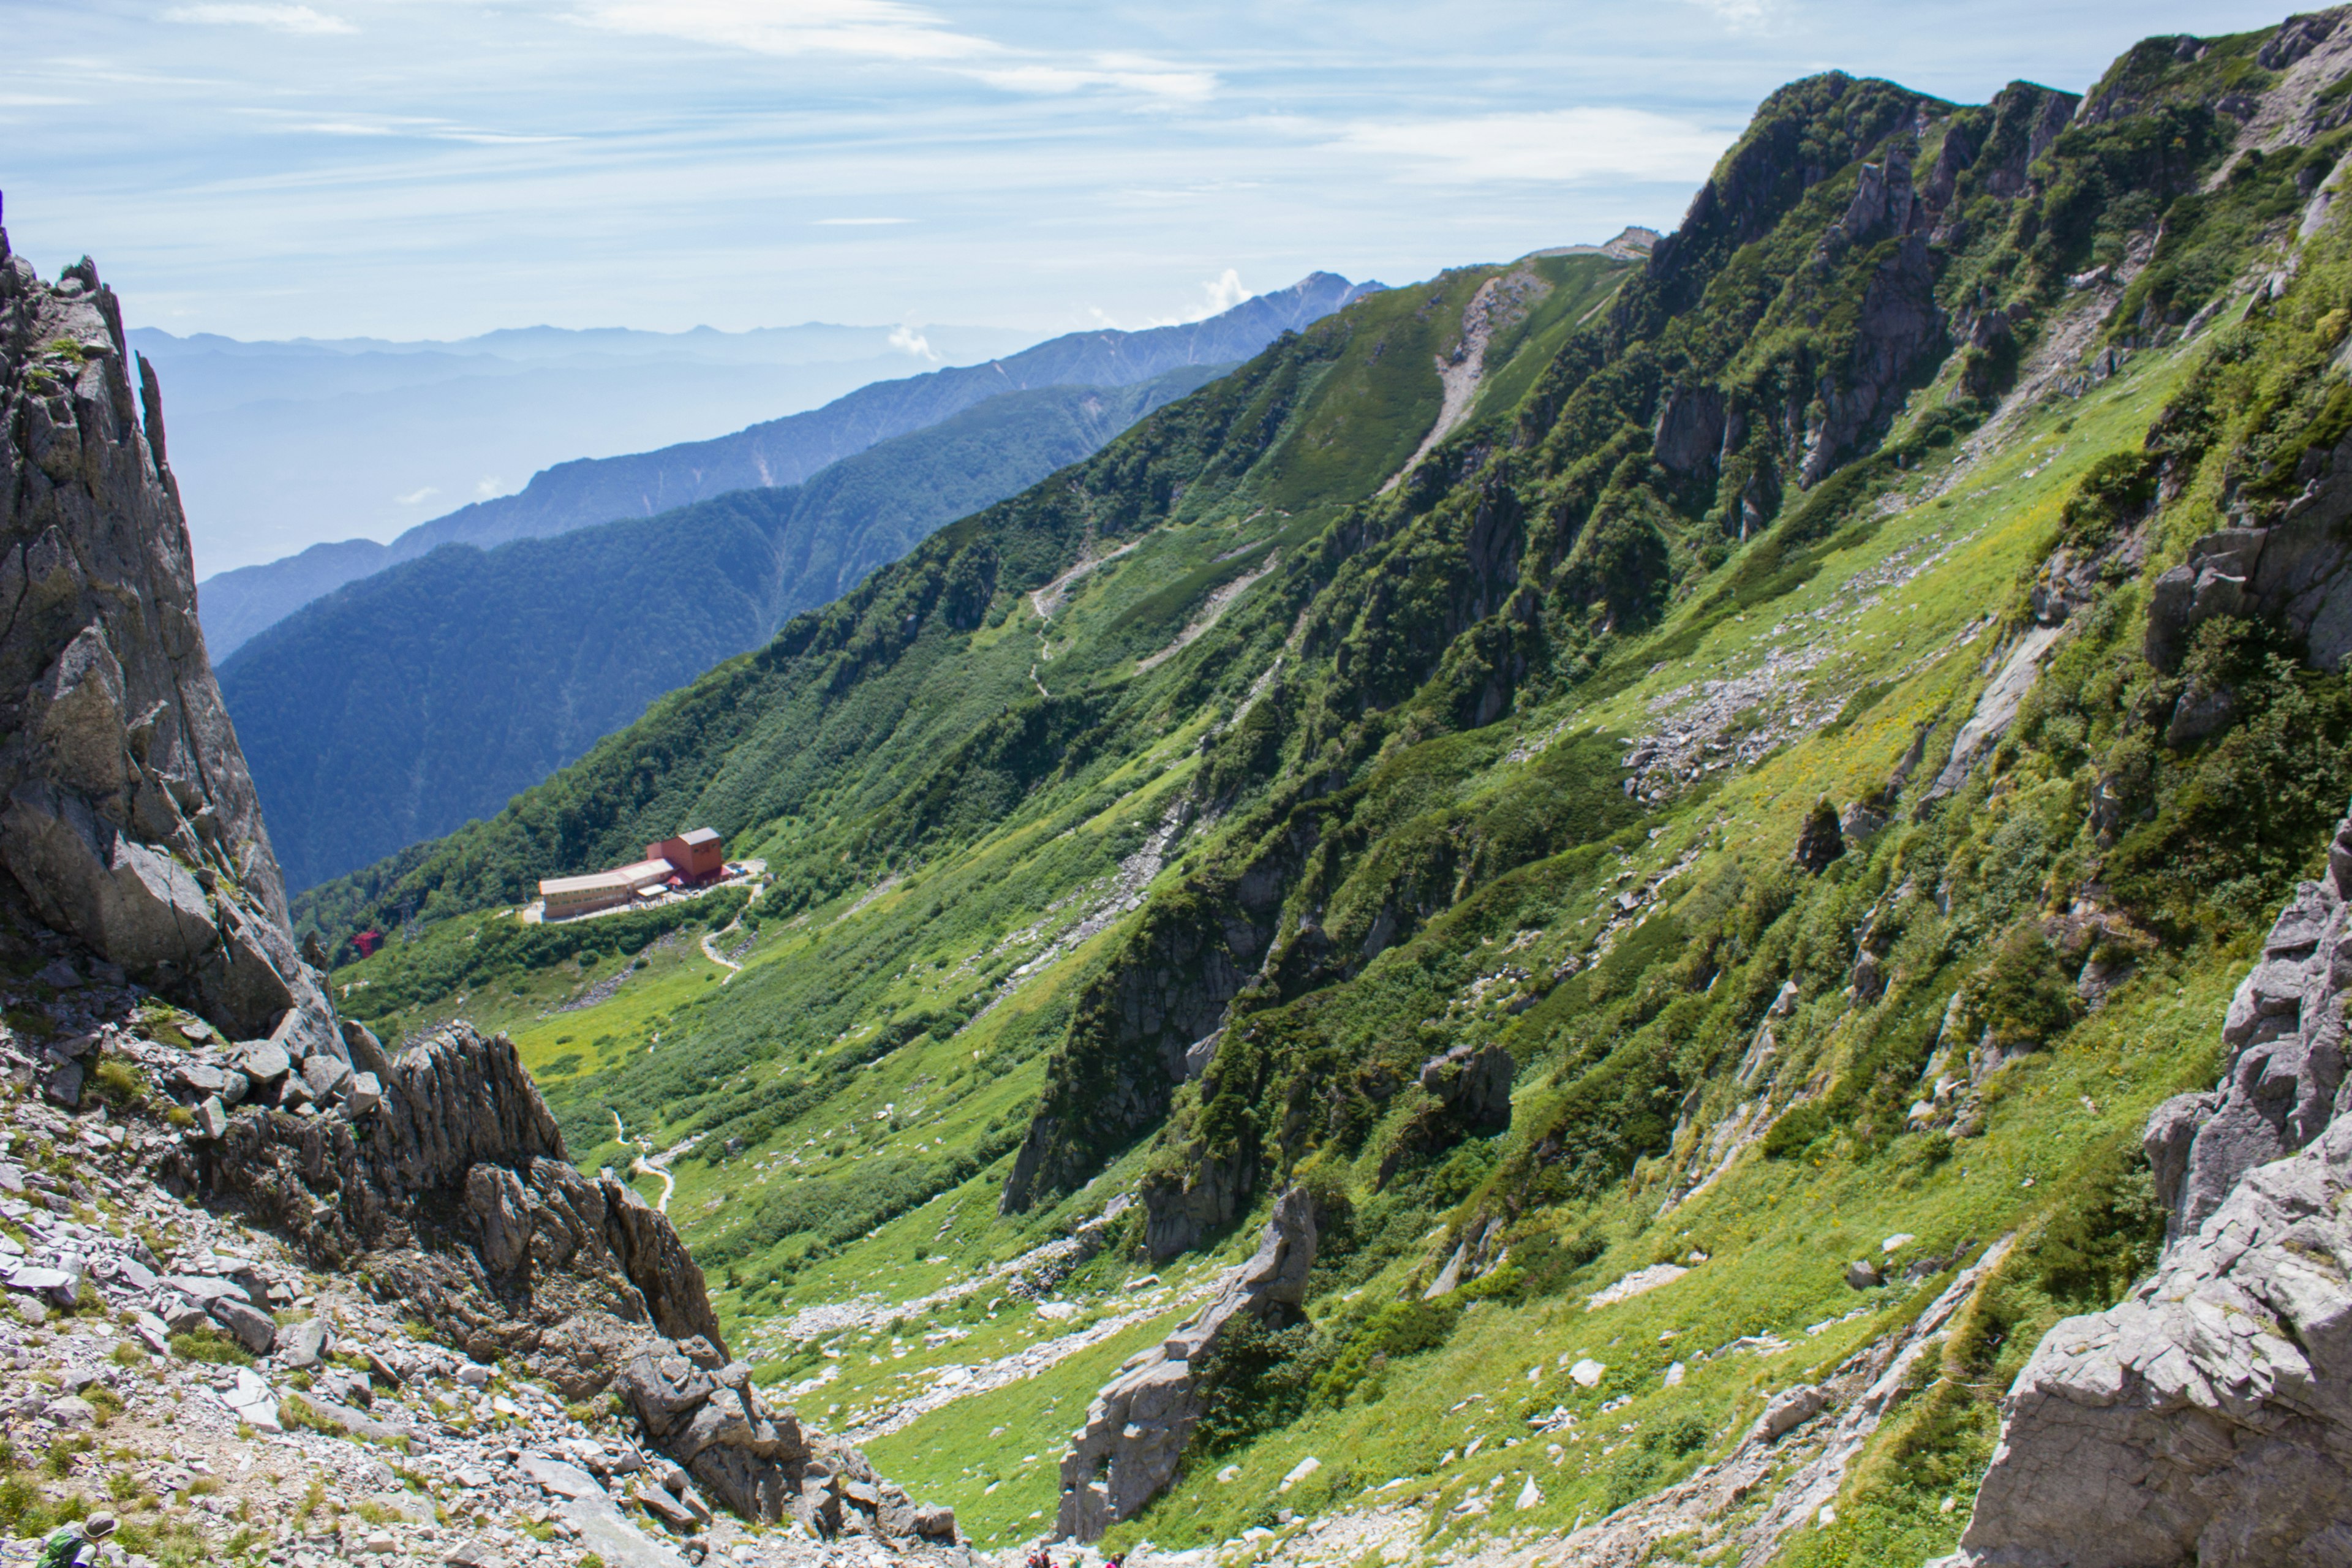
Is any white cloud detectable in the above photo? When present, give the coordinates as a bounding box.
[475,477,502,497]
[1332,108,1733,186]
[395,485,439,505]
[1094,270,1254,331]
[888,324,938,360]
[1197,268,1246,318]
[163,4,357,36]
[968,55,1216,103]
[813,216,913,225]
[571,0,988,63]
[1686,0,1776,32]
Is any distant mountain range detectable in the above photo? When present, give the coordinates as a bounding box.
[195,274,1381,658]
[219,364,1231,891]
[141,319,1037,580]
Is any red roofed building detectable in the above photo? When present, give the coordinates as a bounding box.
[648,827,725,884]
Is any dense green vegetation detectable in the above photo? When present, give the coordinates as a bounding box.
[228,366,1226,892]
[309,24,2352,1565]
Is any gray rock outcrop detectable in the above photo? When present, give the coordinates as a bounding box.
[1055,1186,1319,1541]
[194,1021,725,1384]
[1949,807,2352,1566]
[1417,1041,1513,1131]
[0,218,329,1039]
[2142,420,2352,677]
[0,221,956,1548]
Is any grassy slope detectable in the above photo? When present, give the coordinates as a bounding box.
[318,29,2352,1566]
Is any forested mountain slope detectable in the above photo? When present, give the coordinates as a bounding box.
[198,273,1379,655]
[224,365,1226,891]
[308,16,2352,1566]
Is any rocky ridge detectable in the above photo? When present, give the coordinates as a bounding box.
[1945,805,2352,1566]
[0,222,960,1566]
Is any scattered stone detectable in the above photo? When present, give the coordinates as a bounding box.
[522,1454,609,1501]
[277,1316,331,1369]
[1751,1384,1826,1444]
[208,1294,277,1354]
[1843,1259,1883,1290]
[44,1395,96,1427]
[192,1095,228,1139]
[1279,1457,1320,1493]
[1569,1359,1605,1389]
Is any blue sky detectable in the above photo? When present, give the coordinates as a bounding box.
[0,1,2305,341]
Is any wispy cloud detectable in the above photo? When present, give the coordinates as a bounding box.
[888,324,938,360]
[570,2,1213,102]
[1332,108,1733,186]
[1089,270,1255,331]
[968,55,1216,104]
[163,4,356,36]
[813,216,913,225]
[395,485,439,505]
[237,108,574,145]
[571,0,987,64]
[1686,0,1777,33]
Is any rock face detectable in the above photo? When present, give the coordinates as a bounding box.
[0,221,329,1041]
[1950,809,2352,1566]
[1417,1041,1514,1132]
[1056,1186,1318,1541]
[2142,423,2352,677]
[195,1022,723,1389]
[0,220,951,1548]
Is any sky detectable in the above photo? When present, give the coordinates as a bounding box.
[0,0,2304,344]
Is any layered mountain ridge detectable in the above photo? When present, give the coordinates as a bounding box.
[218,364,1231,892]
[197,274,1381,659]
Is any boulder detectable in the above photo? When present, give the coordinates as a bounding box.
[277,1317,331,1370]
[1750,1384,1826,1443]
[41,1058,83,1109]
[191,1095,228,1139]
[233,1042,290,1087]
[173,1061,225,1096]
[208,1295,277,1355]
[302,1052,353,1104]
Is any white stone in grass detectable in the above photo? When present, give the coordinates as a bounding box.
[1585,1264,1688,1312]
[1515,1477,1543,1511]
[1881,1232,1917,1254]
[1662,1361,1686,1387]
[1278,1457,1319,1493]
[1569,1359,1605,1389]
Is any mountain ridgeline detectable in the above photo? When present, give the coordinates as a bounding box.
[196,272,1381,657]
[302,15,2352,1567]
[219,364,1229,891]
